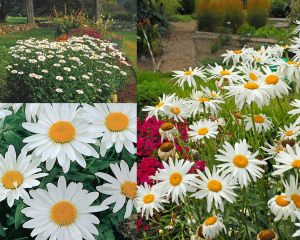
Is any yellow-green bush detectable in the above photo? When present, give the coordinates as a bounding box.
[247,0,270,28]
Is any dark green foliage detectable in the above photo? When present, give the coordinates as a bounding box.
[270,0,289,17]
[0,47,10,100]
[179,0,196,14]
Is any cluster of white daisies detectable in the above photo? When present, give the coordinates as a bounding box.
[140,22,300,239]
[7,36,131,100]
[0,103,136,240]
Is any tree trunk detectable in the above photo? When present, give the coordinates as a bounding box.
[26,0,35,24]
[94,0,101,22]
[0,0,7,22]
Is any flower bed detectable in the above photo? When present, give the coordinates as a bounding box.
[0,103,137,239]
[137,22,300,239]
[5,35,133,102]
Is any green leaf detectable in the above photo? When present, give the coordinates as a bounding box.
[15,203,25,229]
[0,224,5,237]
[3,131,23,152]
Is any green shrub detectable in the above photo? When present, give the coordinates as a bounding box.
[152,0,181,16]
[247,0,270,28]
[238,23,256,37]
[4,36,133,102]
[180,0,196,14]
[290,0,300,22]
[0,47,10,100]
[270,0,287,17]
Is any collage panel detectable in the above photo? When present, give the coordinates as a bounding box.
[0,0,136,103]
[0,103,137,240]
[137,0,300,240]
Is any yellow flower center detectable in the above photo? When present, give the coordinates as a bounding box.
[160,142,175,152]
[259,230,276,240]
[265,75,279,85]
[105,112,129,132]
[143,193,155,204]
[185,70,193,76]
[198,97,210,102]
[169,172,182,186]
[220,70,231,76]
[285,130,294,136]
[48,121,76,144]
[51,201,77,226]
[253,115,265,124]
[170,106,181,115]
[275,195,290,207]
[1,171,23,189]
[254,57,262,62]
[291,194,300,208]
[233,49,242,54]
[233,155,248,168]
[244,82,259,90]
[160,122,175,131]
[210,93,216,97]
[287,61,298,65]
[204,216,217,226]
[249,72,258,81]
[292,160,300,168]
[207,180,222,192]
[156,101,164,108]
[198,127,209,135]
[121,181,137,199]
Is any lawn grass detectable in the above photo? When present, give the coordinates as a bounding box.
[168,14,195,22]
[113,31,137,70]
[0,28,56,48]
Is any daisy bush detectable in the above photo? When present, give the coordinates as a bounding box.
[138,21,300,239]
[0,103,137,240]
[5,35,133,102]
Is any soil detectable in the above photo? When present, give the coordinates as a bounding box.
[159,20,198,72]
[117,74,137,103]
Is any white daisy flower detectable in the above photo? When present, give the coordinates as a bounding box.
[0,103,13,119]
[292,20,300,35]
[37,55,46,61]
[136,183,168,220]
[172,67,206,89]
[207,64,239,87]
[244,113,273,133]
[268,194,295,222]
[261,142,285,160]
[262,66,290,99]
[283,175,300,210]
[166,97,190,122]
[191,166,237,212]
[55,88,63,93]
[142,94,175,120]
[215,139,266,187]
[289,99,300,125]
[22,176,108,240]
[272,144,300,176]
[188,119,219,142]
[278,122,300,140]
[96,160,137,219]
[0,145,47,207]
[238,63,263,82]
[189,89,224,116]
[22,104,99,173]
[222,49,244,65]
[202,215,226,239]
[293,211,300,237]
[225,80,270,109]
[159,122,179,142]
[55,76,63,81]
[82,103,136,157]
[151,158,197,205]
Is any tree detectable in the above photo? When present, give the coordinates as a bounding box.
[94,0,101,21]
[26,0,34,23]
[0,0,8,21]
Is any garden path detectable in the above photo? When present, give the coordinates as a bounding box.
[159,20,198,72]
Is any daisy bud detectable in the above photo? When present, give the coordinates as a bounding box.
[257,230,278,240]
[159,122,178,142]
[158,142,176,161]
[193,225,207,240]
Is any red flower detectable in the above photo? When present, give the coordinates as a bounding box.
[138,157,163,185]
[189,160,206,173]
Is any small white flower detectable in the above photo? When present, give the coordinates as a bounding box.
[55,88,63,93]
[76,90,84,94]
[56,76,63,81]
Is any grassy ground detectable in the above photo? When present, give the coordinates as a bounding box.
[0,28,56,48]
[114,31,137,69]
[168,14,195,22]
